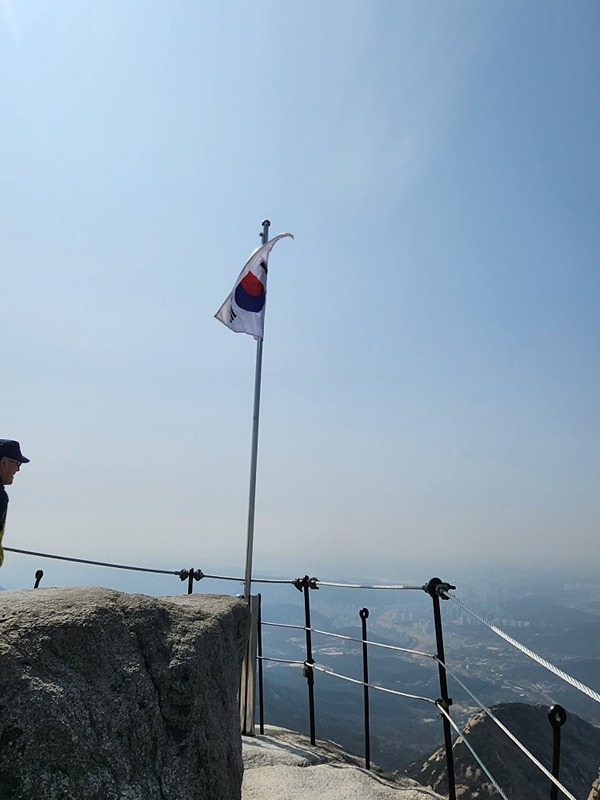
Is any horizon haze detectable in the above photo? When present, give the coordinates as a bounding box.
[1,1,598,580]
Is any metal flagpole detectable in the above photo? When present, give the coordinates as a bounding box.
[239,219,270,736]
[243,217,270,602]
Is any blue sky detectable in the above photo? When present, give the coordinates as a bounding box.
[1,0,599,584]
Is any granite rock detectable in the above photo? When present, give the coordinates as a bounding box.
[0,587,249,800]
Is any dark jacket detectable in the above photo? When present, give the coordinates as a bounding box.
[0,483,8,567]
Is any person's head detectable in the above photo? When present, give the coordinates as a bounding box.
[0,440,30,486]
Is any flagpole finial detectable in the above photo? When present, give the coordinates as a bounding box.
[260,220,271,244]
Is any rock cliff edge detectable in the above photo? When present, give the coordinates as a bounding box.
[0,587,249,800]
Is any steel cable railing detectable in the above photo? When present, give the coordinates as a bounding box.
[203,574,298,585]
[4,547,317,588]
[4,546,594,800]
[261,620,435,660]
[259,582,591,800]
[262,620,580,800]
[434,657,578,800]
[260,621,304,631]
[4,546,301,590]
[316,580,424,590]
[3,546,182,576]
[260,621,544,797]
[310,661,437,704]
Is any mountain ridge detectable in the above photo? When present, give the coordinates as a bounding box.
[405,702,600,799]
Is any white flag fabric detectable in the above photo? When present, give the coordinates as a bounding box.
[215,232,293,338]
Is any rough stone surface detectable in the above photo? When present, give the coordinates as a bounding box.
[242,726,445,800]
[0,587,249,800]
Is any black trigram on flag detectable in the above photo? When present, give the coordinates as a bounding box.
[229,308,237,323]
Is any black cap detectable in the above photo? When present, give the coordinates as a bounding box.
[0,440,30,463]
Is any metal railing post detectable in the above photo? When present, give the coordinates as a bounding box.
[179,568,203,594]
[295,575,317,745]
[359,607,371,770]
[257,593,265,735]
[548,704,567,800]
[426,577,457,800]
[239,594,260,736]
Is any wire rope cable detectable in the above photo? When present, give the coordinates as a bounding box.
[261,621,435,659]
[6,547,426,591]
[309,626,434,659]
[316,580,424,590]
[261,621,305,631]
[5,548,308,586]
[310,662,437,704]
[4,546,180,576]
[448,594,600,706]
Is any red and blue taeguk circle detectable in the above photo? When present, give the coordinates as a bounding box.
[234,272,266,312]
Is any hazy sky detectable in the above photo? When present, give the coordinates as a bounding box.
[1,1,599,584]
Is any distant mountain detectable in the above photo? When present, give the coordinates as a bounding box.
[405,702,600,800]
